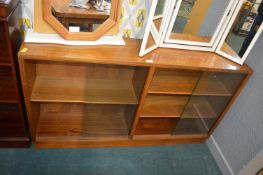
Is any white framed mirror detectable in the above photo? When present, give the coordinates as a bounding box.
[139,0,171,56]
[216,0,263,65]
[160,0,238,51]
[140,0,263,65]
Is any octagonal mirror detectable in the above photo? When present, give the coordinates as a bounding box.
[43,0,121,40]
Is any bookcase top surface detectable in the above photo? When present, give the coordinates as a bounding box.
[19,39,252,74]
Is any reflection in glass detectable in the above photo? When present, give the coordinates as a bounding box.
[154,0,166,16]
[224,0,263,58]
[144,32,156,51]
[153,0,167,32]
[169,0,230,43]
[173,72,245,136]
[51,0,111,32]
[172,0,196,33]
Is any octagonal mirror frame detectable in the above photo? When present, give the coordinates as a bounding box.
[42,0,122,41]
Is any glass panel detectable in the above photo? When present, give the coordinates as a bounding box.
[145,32,156,50]
[153,0,167,32]
[168,0,232,44]
[148,68,201,94]
[135,117,179,135]
[0,24,10,63]
[173,72,246,136]
[51,0,111,32]
[38,103,136,138]
[220,0,263,60]
[140,0,164,56]
[174,96,231,135]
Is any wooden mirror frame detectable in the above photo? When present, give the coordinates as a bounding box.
[43,0,122,41]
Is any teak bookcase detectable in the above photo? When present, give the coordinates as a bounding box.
[18,39,252,148]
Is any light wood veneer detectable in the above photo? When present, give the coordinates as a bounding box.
[18,39,252,148]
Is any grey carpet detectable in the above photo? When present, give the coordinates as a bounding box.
[0,144,221,175]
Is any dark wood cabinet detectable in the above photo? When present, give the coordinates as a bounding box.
[0,0,30,147]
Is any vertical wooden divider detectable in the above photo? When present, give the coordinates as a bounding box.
[18,58,36,139]
[130,67,156,138]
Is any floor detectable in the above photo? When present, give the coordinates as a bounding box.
[0,144,222,175]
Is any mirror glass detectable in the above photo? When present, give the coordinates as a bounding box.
[145,32,156,50]
[51,0,111,32]
[220,0,263,60]
[140,0,168,56]
[167,0,232,45]
[140,0,159,56]
[153,0,167,32]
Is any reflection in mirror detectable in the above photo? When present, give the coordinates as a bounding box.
[153,0,167,32]
[145,32,156,50]
[139,0,159,56]
[51,0,111,32]
[220,0,263,60]
[167,0,231,44]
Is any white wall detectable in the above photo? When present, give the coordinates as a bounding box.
[207,32,263,174]
[199,0,230,36]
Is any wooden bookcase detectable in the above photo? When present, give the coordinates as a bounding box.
[18,39,252,148]
[133,69,246,138]
[22,61,147,141]
[0,0,30,147]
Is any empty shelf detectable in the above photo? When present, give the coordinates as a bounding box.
[149,69,200,95]
[194,73,232,96]
[141,95,189,117]
[31,76,138,104]
[183,96,218,119]
[37,104,130,140]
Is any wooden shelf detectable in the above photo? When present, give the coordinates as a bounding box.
[37,103,133,140]
[183,96,218,119]
[0,62,11,66]
[133,133,208,140]
[149,69,200,95]
[141,94,189,118]
[31,76,138,104]
[173,118,213,135]
[134,117,179,135]
[0,42,10,64]
[193,72,241,96]
[0,77,19,103]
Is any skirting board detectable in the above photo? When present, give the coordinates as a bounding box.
[206,135,235,175]
[239,148,263,175]
[25,30,125,46]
